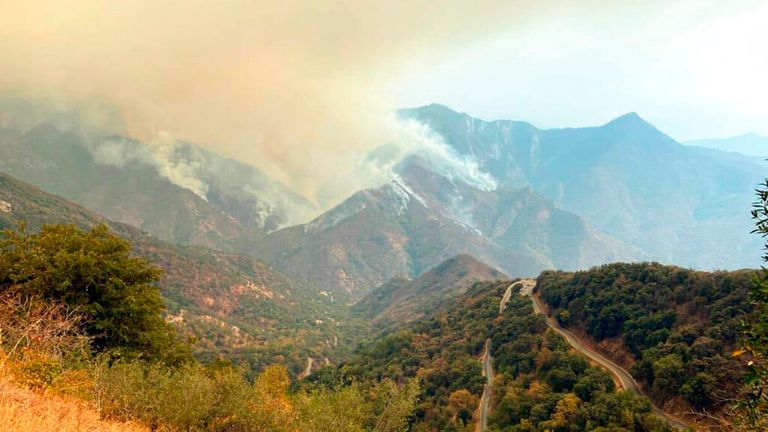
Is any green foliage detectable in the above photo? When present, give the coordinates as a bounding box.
[96,361,288,431]
[13,354,63,388]
[735,178,768,429]
[487,286,667,432]
[295,384,370,432]
[95,360,419,432]
[538,263,751,412]
[572,368,615,402]
[651,354,684,400]
[333,281,501,431]
[0,224,190,363]
[680,372,717,410]
[325,281,671,431]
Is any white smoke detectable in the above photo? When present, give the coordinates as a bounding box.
[89,137,154,167]
[146,133,210,199]
[0,96,213,200]
[88,129,319,226]
[2,96,496,223]
[379,116,498,191]
[90,132,210,200]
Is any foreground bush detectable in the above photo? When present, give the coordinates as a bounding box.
[95,362,283,431]
[95,361,419,432]
[0,224,420,431]
[0,224,190,363]
[0,291,92,391]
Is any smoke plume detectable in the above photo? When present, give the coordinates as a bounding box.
[0,0,569,210]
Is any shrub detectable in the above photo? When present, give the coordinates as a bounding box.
[0,292,90,367]
[13,352,63,388]
[0,290,90,390]
[95,361,296,432]
[94,358,421,432]
[0,224,190,363]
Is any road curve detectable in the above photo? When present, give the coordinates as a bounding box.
[476,339,493,432]
[477,281,526,432]
[298,356,314,380]
[519,282,691,431]
[499,283,515,315]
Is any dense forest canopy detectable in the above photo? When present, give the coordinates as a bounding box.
[312,281,673,431]
[537,263,753,418]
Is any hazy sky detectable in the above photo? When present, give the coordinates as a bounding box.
[392,0,768,141]
[1,0,766,206]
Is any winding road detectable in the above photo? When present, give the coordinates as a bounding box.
[519,281,691,431]
[298,356,314,380]
[476,339,493,432]
[476,280,528,432]
[499,282,515,315]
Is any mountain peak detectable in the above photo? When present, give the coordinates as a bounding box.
[353,254,506,324]
[604,112,649,127]
[436,254,497,270]
[397,103,466,123]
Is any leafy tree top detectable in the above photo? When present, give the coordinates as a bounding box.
[0,223,188,363]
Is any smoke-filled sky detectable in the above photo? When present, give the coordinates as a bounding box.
[1,0,766,209]
[391,0,768,141]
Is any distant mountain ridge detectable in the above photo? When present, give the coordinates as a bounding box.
[399,104,764,269]
[686,133,768,157]
[2,101,762,302]
[353,254,506,326]
[0,124,313,252]
[252,160,639,296]
[395,160,642,269]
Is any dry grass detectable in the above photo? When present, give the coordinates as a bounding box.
[0,292,147,431]
[0,370,147,432]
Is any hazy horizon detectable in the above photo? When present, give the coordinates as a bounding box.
[2,0,766,208]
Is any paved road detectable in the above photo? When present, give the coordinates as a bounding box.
[298,356,314,380]
[499,283,514,315]
[477,280,528,432]
[476,339,493,432]
[519,282,691,431]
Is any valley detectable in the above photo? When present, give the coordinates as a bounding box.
[0,102,764,431]
[0,171,349,376]
[3,3,767,430]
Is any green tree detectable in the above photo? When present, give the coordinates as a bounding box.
[738,179,768,428]
[447,389,478,425]
[0,224,188,362]
[651,354,684,400]
[573,368,615,402]
[680,372,716,410]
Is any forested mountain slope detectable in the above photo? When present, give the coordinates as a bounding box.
[353,254,505,326]
[537,262,753,426]
[311,280,673,431]
[0,170,342,375]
